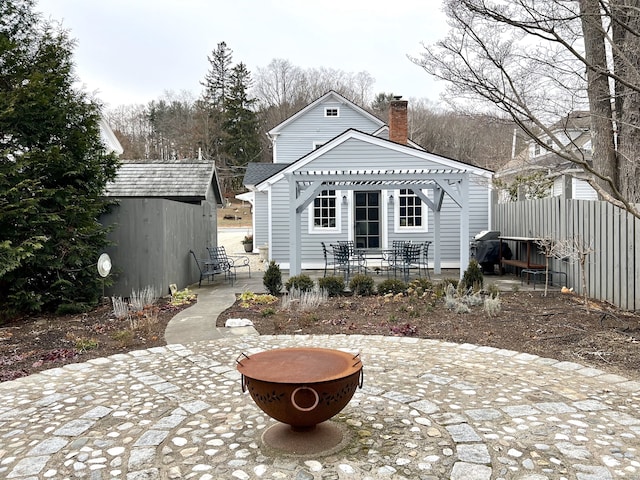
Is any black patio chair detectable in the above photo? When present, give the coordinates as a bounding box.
[321,242,336,277]
[189,249,230,286]
[331,243,351,280]
[418,241,432,279]
[338,240,366,274]
[207,246,251,281]
[390,243,421,282]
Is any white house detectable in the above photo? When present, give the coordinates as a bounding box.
[495,111,598,202]
[242,91,494,275]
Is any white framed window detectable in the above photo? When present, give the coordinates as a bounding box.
[324,107,339,117]
[394,189,427,232]
[533,143,541,156]
[309,189,340,232]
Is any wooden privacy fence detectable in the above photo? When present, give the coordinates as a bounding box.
[493,197,639,311]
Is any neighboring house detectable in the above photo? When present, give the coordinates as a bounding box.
[495,111,598,202]
[101,159,223,296]
[99,116,125,156]
[242,91,494,275]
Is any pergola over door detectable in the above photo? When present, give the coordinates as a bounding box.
[285,169,471,277]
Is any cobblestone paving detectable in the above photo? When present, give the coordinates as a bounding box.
[0,335,639,479]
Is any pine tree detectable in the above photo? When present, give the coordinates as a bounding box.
[223,63,262,191]
[201,41,233,110]
[199,42,233,190]
[0,0,119,316]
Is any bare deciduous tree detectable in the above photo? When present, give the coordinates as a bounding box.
[412,0,640,218]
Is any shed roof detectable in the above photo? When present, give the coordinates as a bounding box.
[105,159,222,204]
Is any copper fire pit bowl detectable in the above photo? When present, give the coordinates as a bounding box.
[237,347,363,430]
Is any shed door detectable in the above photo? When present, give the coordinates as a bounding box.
[354,191,380,249]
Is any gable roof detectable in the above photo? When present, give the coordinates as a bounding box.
[99,117,124,155]
[267,90,385,137]
[105,159,223,204]
[250,129,493,191]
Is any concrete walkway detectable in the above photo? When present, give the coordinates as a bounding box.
[1,273,639,479]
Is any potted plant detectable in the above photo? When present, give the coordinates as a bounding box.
[242,234,253,252]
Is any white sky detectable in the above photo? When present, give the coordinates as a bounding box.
[35,0,450,109]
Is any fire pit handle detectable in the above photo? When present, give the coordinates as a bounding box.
[291,386,320,412]
[352,352,362,368]
[358,368,364,389]
[236,352,250,367]
[240,374,247,393]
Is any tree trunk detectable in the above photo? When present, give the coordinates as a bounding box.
[579,0,618,198]
[612,0,640,203]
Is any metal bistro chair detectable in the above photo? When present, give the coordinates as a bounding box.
[390,242,422,282]
[382,241,407,279]
[331,243,351,280]
[207,246,251,280]
[205,246,251,285]
[419,241,432,279]
[321,241,336,277]
[338,240,366,275]
[189,249,229,286]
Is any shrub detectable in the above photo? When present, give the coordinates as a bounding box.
[74,337,99,352]
[441,278,459,289]
[282,287,329,311]
[318,276,345,297]
[377,278,407,295]
[461,259,483,291]
[486,283,500,299]
[111,330,134,348]
[111,296,128,319]
[170,288,196,306]
[409,278,433,291]
[349,274,375,296]
[263,261,283,296]
[407,278,433,297]
[484,294,501,316]
[130,286,158,311]
[285,274,314,293]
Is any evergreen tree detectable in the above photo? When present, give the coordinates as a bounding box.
[201,41,233,110]
[223,63,262,191]
[199,42,233,190]
[0,0,119,316]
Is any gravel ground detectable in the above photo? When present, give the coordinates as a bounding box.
[218,228,265,272]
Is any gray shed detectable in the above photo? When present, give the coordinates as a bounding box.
[101,159,223,297]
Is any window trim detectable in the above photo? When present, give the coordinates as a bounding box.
[308,189,342,234]
[324,107,339,117]
[393,188,428,233]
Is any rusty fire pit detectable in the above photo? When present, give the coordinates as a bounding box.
[237,347,363,431]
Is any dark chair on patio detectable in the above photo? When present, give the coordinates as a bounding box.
[207,246,251,281]
[338,240,366,275]
[331,243,351,279]
[321,242,336,277]
[389,242,422,282]
[190,249,231,286]
[418,241,432,279]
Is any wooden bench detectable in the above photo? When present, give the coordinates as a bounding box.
[501,259,546,270]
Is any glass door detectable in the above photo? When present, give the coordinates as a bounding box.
[354,191,380,249]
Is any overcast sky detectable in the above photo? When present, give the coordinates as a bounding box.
[35,0,450,109]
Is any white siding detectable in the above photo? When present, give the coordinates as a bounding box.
[573,178,598,200]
